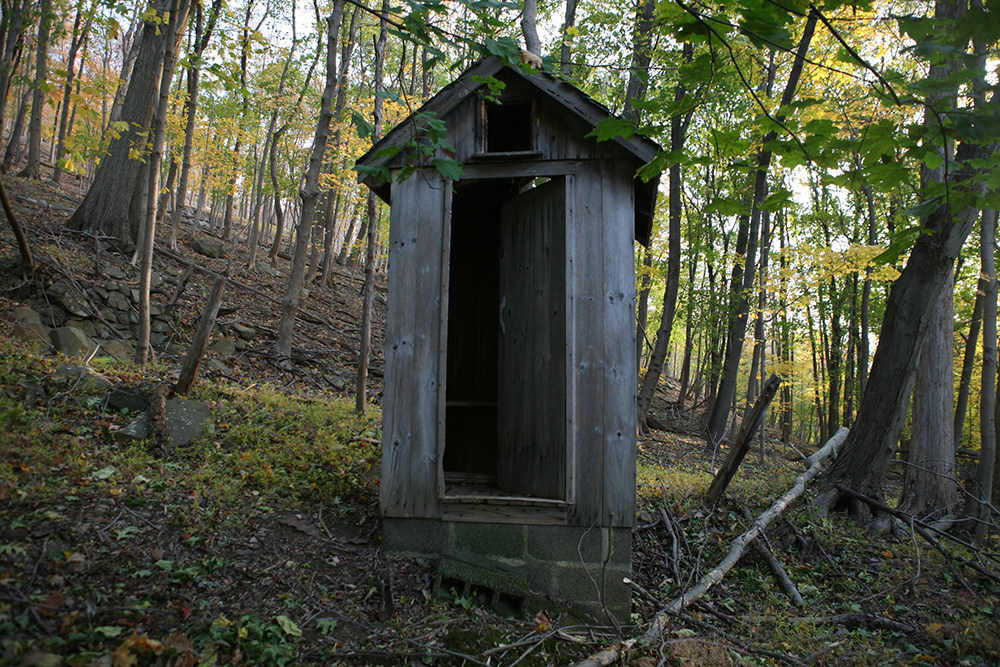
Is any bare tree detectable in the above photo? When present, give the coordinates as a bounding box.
[274,1,344,358]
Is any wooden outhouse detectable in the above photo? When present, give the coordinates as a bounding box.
[357,56,660,622]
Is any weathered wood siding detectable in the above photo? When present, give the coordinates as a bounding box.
[566,162,637,528]
[381,169,447,519]
[498,177,567,499]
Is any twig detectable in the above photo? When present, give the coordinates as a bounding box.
[739,503,803,606]
[645,427,849,640]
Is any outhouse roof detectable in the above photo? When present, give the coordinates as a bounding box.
[356,56,662,246]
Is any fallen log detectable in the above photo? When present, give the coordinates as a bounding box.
[706,374,781,504]
[642,426,849,642]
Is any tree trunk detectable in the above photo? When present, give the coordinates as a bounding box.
[0,0,30,134]
[18,0,51,180]
[135,0,191,369]
[813,0,995,525]
[168,0,221,250]
[356,0,388,414]
[558,0,578,76]
[898,272,958,526]
[705,13,816,450]
[521,0,541,55]
[966,208,997,543]
[51,7,90,185]
[2,85,29,172]
[634,40,691,427]
[66,0,181,250]
[275,1,344,358]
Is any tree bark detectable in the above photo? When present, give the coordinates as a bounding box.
[521,0,541,56]
[66,0,182,250]
[167,0,221,250]
[135,0,191,370]
[356,0,388,414]
[966,209,997,542]
[274,0,344,358]
[705,12,817,451]
[898,272,958,526]
[18,0,50,180]
[51,6,90,185]
[558,0,578,76]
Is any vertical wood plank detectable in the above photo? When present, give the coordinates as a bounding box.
[381,172,417,517]
[436,180,454,499]
[602,160,637,528]
[567,162,605,527]
[381,169,445,518]
[498,178,567,499]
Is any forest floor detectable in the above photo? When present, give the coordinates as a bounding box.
[1,172,999,667]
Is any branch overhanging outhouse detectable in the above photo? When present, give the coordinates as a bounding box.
[357,56,661,623]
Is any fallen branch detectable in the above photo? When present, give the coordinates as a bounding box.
[154,242,338,330]
[739,504,803,606]
[835,484,1000,585]
[706,374,781,504]
[0,177,33,273]
[643,427,849,642]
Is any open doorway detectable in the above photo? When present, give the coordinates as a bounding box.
[442,177,568,501]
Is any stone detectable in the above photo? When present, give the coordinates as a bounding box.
[97,339,133,361]
[106,291,130,312]
[255,261,283,278]
[232,323,255,340]
[53,365,112,390]
[64,319,98,338]
[211,338,236,357]
[235,339,247,350]
[46,279,73,296]
[57,290,91,317]
[98,307,119,324]
[105,265,126,280]
[205,359,228,372]
[105,280,121,292]
[149,270,164,288]
[12,323,52,348]
[108,387,146,414]
[151,319,171,333]
[49,327,98,359]
[331,376,346,391]
[130,289,140,304]
[12,306,40,324]
[90,286,109,301]
[37,306,67,327]
[94,322,112,339]
[115,397,214,447]
[193,236,227,259]
[149,332,166,347]
[149,304,164,317]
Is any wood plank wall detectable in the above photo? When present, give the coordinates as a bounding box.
[381,170,447,519]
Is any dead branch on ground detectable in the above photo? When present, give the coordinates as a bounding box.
[644,427,849,640]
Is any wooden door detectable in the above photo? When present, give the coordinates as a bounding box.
[497,178,567,499]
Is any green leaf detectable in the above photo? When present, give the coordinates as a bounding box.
[431,158,464,181]
[871,225,928,265]
[155,559,174,571]
[706,197,750,217]
[92,467,116,480]
[587,118,634,142]
[95,626,124,638]
[275,615,302,637]
[352,111,374,140]
[356,164,391,183]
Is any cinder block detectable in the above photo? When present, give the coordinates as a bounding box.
[382,518,444,557]
[450,522,526,560]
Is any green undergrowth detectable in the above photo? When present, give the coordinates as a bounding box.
[0,333,381,514]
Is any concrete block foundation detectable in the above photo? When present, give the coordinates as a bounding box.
[383,518,632,624]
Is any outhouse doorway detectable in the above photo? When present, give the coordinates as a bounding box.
[442,176,569,502]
